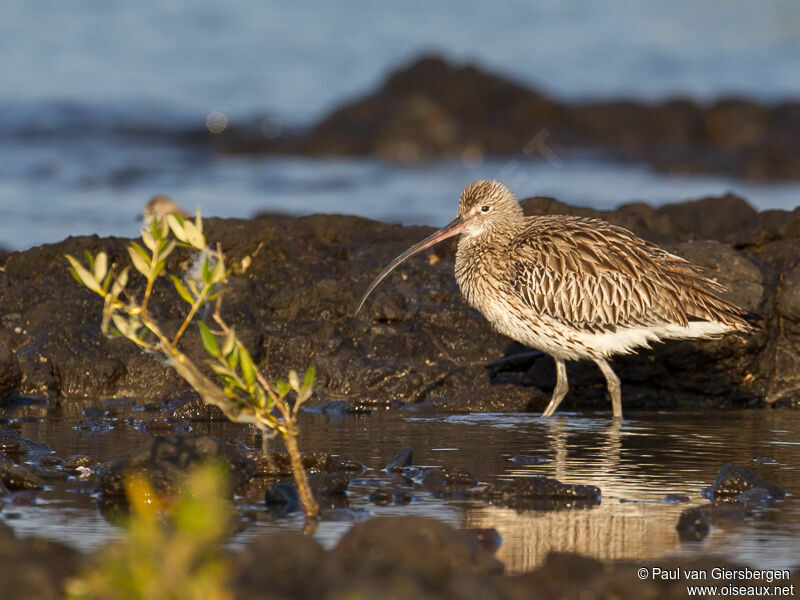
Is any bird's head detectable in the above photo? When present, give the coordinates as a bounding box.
[457,180,523,238]
[353,180,521,315]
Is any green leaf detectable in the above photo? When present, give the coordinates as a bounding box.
[201,256,211,283]
[65,254,102,294]
[209,257,225,284]
[221,329,235,356]
[127,243,151,277]
[303,365,316,388]
[110,267,129,299]
[68,267,83,286]
[209,362,235,380]
[93,252,108,282]
[254,385,268,409]
[111,313,131,337]
[181,219,206,250]
[194,207,203,234]
[288,370,300,392]
[171,275,194,304]
[141,227,157,252]
[227,345,239,370]
[150,215,162,240]
[239,344,256,390]
[152,260,165,280]
[276,379,290,397]
[166,214,188,243]
[198,322,220,357]
[160,239,177,261]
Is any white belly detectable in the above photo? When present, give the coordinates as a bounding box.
[458,272,733,361]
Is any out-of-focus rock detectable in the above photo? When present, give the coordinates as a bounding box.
[216,55,800,182]
[0,522,81,600]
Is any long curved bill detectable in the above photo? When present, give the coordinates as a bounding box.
[354,216,466,316]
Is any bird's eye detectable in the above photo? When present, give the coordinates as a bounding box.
[480,205,490,213]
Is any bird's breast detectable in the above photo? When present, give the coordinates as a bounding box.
[454,239,507,313]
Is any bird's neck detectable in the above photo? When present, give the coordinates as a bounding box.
[459,219,518,250]
[455,222,515,271]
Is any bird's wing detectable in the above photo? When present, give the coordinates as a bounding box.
[505,216,694,332]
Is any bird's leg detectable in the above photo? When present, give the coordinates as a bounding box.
[541,358,568,418]
[594,358,622,419]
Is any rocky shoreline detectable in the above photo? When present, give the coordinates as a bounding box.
[203,55,800,182]
[1,192,799,411]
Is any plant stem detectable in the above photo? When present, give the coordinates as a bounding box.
[140,274,155,315]
[171,287,209,346]
[281,425,319,523]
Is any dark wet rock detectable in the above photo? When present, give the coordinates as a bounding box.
[385,446,414,472]
[81,405,105,418]
[701,464,786,500]
[236,531,328,600]
[0,429,26,457]
[236,518,503,600]
[234,441,363,477]
[310,398,402,415]
[230,515,798,599]
[323,516,504,598]
[736,487,775,504]
[326,455,366,472]
[1,188,799,411]
[680,499,772,538]
[63,454,99,469]
[164,392,227,421]
[35,454,63,470]
[98,435,258,499]
[676,506,710,542]
[394,490,412,504]
[0,522,81,600]
[422,466,479,495]
[0,329,22,398]
[215,55,800,182]
[265,472,350,512]
[74,416,114,434]
[368,488,393,505]
[0,456,44,490]
[478,476,601,511]
[244,448,329,477]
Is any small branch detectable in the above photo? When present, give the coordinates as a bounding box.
[140,274,156,315]
[280,419,319,523]
[172,285,211,346]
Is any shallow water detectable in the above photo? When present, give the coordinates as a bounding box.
[2,406,798,574]
[3,152,800,252]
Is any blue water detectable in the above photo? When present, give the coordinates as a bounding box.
[1,1,800,250]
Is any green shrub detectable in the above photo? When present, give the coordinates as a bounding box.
[67,212,318,520]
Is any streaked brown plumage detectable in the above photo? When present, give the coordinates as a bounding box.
[355,180,751,418]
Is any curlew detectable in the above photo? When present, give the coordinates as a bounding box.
[355,180,752,418]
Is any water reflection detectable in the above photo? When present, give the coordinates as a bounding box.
[2,407,798,573]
